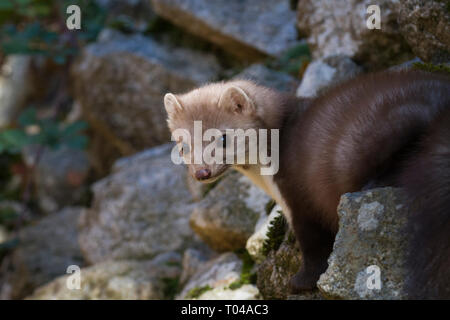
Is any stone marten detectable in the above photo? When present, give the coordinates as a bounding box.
[164,70,450,299]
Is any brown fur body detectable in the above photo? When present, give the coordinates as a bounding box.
[275,70,450,297]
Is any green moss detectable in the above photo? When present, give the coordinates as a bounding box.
[412,62,450,75]
[165,261,182,267]
[227,271,257,290]
[227,281,243,290]
[265,43,311,78]
[107,16,137,34]
[161,277,180,300]
[228,249,257,290]
[185,251,257,294]
[262,211,287,256]
[185,285,213,299]
[0,206,18,225]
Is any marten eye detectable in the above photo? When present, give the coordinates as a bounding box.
[180,142,190,156]
[220,134,227,148]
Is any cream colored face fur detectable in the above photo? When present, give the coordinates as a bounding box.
[164,81,264,183]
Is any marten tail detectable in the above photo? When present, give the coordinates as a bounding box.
[401,108,450,299]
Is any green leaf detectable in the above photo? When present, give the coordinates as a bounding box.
[280,43,310,62]
[52,54,66,65]
[63,135,88,149]
[15,0,33,6]
[0,129,29,148]
[40,30,58,43]
[0,0,106,62]
[1,38,31,55]
[62,121,88,137]
[37,119,61,148]
[18,107,37,127]
[22,22,42,38]
[0,1,14,10]
[26,131,45,145]
[28,3,52,17]
[0,205,18,223]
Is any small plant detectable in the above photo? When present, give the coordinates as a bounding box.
[0,0,106,63]
[267,42,311,78]
[0,107,88,154]
[185,285,213,299]
[265,200,276,216]
[162,277,180,300]
[165,260,182,268]
[0,205,19,225]
[412,62,450,75]
[262,211,287,256]
[0,107,89,205]
[228,249,257,290]
[0,0,100,217]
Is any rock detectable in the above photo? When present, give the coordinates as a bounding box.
[318,188,409,300]
[177,252,241,299]
[111,142,173,172]
[190,171,271,252]
[296,55,363,97]
[22,146,90,213]
[151,0,299,61]
[95,0,155,33]
[0,207,85,299]
[246,204,282,264]
[297,0,413,69]
[179,248,215,286]
[72,29,222,172]
[185,174,211,202]
[254,210,323,300]
[0,55,32,127]
[27,252,182,300]
[397,0,450,63]
[78,144,201,264]
[233,64,300,93]
[177,252,259,300]
[287,292,324,300]
[256,229,304,300]
[198,284,260,300]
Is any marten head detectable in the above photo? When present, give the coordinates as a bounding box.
[163,80,278,183]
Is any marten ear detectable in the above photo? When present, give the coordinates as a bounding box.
[164,93,183,117]
[218,86,255,114]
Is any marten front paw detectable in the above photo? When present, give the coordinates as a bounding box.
[289,268,319,293]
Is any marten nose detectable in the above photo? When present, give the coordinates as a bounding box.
[195,168,211,180]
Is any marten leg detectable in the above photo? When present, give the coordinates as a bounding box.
[289,212,336,293]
